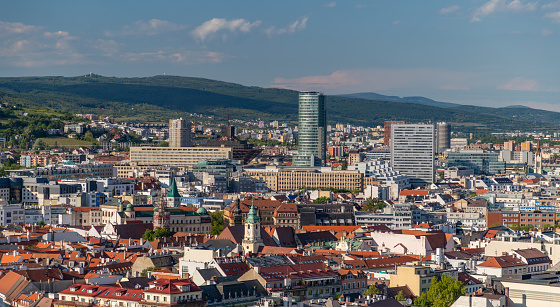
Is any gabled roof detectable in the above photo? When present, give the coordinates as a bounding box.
[478,255,526,268]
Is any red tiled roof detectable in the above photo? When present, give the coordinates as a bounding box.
[478,255,526,268]
[399,190,429,196]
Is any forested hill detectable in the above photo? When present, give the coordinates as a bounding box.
[0,74,558,132]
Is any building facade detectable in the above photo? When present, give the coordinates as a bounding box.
[169,118,193,147]
[391,124,435,187]
[129,147,233,169]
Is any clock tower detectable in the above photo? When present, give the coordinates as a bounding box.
[242,205,263,254]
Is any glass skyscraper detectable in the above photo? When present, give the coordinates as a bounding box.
[293,92,326,167]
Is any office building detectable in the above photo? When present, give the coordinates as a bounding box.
[245,166,363,192]
[436,122,451,153]
[168,118,192,147]
[129,147,232,169]
[293,92,326,167]
[384,121,405,146]
[447,150,505,175]
[391,124,435,187]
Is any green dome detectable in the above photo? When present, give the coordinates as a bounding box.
[125,203,134,212]
[245,205,260,223]
[196,207,208,215]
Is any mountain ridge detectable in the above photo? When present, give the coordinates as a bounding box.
[0,75,557,132]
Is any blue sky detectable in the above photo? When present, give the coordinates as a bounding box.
[2,0,560,110]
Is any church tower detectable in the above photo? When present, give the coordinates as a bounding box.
[153,189,170,230]
[232,198,243,226]
[167,177,181,207]
[242,205,263,254]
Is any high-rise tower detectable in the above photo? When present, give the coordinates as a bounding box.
[436,122,451,153]
[391,123,435,187]
[293,92,326,167]
[169,118,193,147]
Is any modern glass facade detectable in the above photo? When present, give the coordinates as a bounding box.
[293,92,326,167]
[447,150,505,175]
[391,124,435,187]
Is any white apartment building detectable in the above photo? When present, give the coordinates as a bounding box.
[391,124,435,187]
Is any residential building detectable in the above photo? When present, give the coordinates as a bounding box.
[391,124,435,187]
[354,205,412,230]
[293,92,327,167]
[169,118,193,147]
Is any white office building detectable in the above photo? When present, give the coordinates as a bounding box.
[391,124,435,187]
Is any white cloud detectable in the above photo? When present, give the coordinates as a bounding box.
[472,0,537,22]
[272,68,475,93]
[496,77,556,91]
[106,19,188,36]
[0,21,41,35]
[541,28,553,36]
[393,20,402,24]
[265,17,309,36]
[324,1,336,8]
[439,5,460,15]
[545,11,560,22]
[121,49,228,64]
[542,1,560,10]
[191,18,262,41]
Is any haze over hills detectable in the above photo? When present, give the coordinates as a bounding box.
[0,75,558,132]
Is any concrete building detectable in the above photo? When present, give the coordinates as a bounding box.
[245,166,363,192]
[384,121,405,146]
[354,205,412,230]
[168,118,192,147]
[293,92,327,167]
[129,147,232,169]
[391,124,435,187]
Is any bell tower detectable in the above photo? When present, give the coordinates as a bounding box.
[242,205,263,254]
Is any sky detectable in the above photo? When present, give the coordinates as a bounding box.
[2,0,560,110]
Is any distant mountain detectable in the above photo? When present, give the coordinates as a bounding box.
[338,92,461,108]
[0,75,558,132]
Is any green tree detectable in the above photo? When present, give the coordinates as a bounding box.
[395,290,406,302]
[341,160,348,170]
[142,227,172,241]
[361,198,386,212]
[158,141,169,147]
[140,266,162,277]
[313,196,330,204]
[210,211,224,235]
[414,275,466,307]
[363,285,382,296]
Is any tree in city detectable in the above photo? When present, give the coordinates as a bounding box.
[140,266,161,277]
[142,227,172,241]
[361,198,386,212]
[210,211,224,235]
[312,196,330,204]
[414,275,465,307]
[395,290,406,302]
[363,284,382,296]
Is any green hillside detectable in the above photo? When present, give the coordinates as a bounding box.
[0,74,558,132]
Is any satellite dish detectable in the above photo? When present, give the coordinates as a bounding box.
[406,298,413,304]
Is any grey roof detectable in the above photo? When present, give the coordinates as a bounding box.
[197,268,222,281]
[198,239,237,253]
[246,255,293,268]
